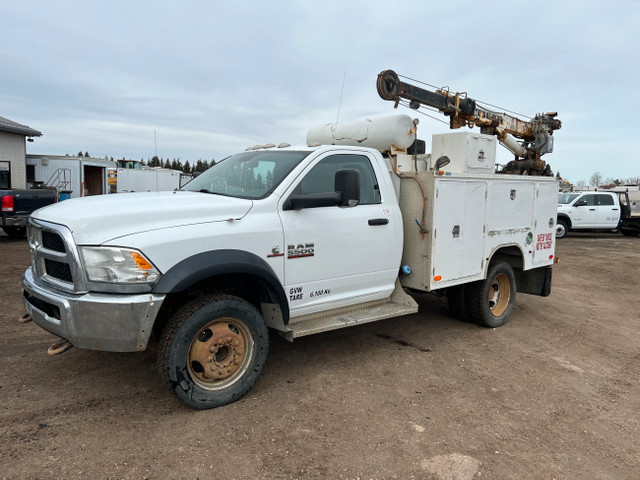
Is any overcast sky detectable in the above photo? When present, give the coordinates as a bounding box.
[2,1,639,183]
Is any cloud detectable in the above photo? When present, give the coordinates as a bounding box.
[1,0,638,180]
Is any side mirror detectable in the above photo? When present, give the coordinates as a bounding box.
[574,200,587,207]
[283,192,342,210]
[335,169,360,207]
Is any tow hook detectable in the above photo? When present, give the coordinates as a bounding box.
[47,338,73,356]
[18,313,32,323]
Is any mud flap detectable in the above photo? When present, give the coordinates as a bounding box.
[517,266,552,297]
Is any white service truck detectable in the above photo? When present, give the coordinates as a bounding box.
[556,190,640,238]
[21,73,560,409]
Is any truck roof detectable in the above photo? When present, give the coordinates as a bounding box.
[248,144,382,154]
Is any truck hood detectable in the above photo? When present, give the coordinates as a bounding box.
[31,191,253,245]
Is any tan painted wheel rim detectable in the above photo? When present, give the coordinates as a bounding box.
[187,317,254,391]
[488,273,511,317]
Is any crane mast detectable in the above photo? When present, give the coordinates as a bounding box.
[376,70,561,176]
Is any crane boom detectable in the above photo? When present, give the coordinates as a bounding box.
[376,70,561,176]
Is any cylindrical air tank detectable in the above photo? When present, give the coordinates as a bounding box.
[306,114,416,151]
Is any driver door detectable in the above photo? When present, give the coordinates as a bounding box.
[278,151,401,317]
[571,194,598,227]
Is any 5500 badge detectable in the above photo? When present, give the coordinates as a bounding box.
[288,243,314,259]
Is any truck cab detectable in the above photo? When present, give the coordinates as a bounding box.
[556,191,620,238]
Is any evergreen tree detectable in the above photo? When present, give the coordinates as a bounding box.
[84,152,89,157]
[164,159,171,169]
[239,163,248,189]
[183,161,191,174]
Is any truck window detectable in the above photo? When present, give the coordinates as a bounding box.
[558,193,578,204]
[579,194,596,206]
[182,150,310,199]
[595,194,614,206]
[296,154,381,205]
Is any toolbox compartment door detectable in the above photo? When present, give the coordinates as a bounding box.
[431,180,486,287]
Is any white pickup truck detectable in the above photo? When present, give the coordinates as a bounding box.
[22,115,558,409]
[556,191,620,238]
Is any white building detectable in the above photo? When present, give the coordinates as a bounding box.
[26,154,116,199]
[0,116,42,189]
[113,159,192,193]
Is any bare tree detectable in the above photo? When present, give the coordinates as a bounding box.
[627,177,640,186]
[589,171,603,186]
[576,179,587,188]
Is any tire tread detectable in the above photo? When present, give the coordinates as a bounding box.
[156,294,269,409]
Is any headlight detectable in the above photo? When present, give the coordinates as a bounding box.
[80,247,160,284]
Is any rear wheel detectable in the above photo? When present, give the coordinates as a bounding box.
[620,228,640,237]
[467,262,516,328]
[157,294,269,409]
[447,284,471,322]
[2,226,26,238]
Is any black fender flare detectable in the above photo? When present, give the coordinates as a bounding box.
[557,214,571,229]
[152,249,289,324]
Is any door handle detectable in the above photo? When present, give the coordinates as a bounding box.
[589,208,596,211]
[368,218,389,226]
[612,208,619,211]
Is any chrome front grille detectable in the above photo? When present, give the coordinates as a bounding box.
[28,219,86,293]
[44,259,73,282]
[42,230,66,253]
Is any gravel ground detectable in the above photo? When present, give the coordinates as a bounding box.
[1,230,639,479]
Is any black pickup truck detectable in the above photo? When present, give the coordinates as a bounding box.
[0,189,57,238]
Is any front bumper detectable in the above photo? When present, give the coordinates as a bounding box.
[22,267,165,352]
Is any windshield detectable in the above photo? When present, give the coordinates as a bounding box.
[558,193,579,204]
[182,150,310,199]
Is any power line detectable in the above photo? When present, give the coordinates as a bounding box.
[398,100,449,126]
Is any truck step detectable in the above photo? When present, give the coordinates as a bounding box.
[282,281,418,341]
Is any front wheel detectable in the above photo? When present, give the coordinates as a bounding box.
[555,220,568,239]
[467,262,517,328]
[157,294,269,409]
